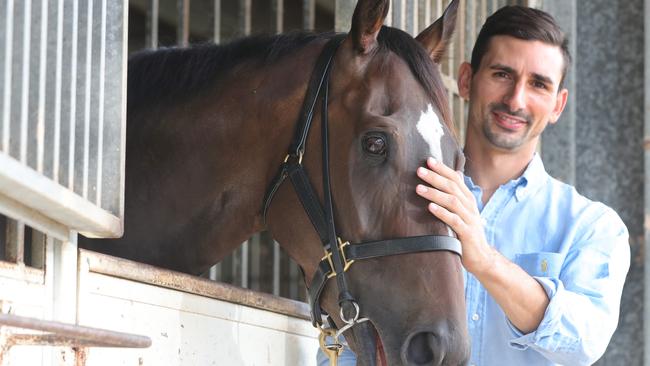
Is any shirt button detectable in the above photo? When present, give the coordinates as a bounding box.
[472,313,480,321]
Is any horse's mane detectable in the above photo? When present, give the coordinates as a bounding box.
[128,27,452,131]
[127,31,332,108]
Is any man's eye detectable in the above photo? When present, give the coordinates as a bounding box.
[533,81,548,90]
[494,72,509,79]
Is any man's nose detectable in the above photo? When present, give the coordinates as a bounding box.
[503,81,526,111]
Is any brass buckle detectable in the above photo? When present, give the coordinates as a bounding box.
[283,151,304,164]
[322,238,355,279]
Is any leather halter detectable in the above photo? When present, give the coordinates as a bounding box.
[262,34,462,329]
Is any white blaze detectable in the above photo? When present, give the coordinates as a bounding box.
[416,104,445,160]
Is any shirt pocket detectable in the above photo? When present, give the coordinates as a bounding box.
[514,252,563,278]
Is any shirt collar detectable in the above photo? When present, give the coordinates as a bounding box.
[462,154,547,202]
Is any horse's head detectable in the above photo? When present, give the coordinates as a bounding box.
[266,0,467,364]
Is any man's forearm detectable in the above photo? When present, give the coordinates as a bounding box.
[472,245,549,334]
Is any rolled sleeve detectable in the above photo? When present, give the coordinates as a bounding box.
[507,208,630,365]
[508,278,579,354]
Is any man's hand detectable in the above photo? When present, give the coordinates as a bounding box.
[415,157,492,276]
[416,157,549,333]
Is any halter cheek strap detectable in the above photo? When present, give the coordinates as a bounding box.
[262,34,462,331]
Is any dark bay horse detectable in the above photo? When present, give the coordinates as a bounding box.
[80,0,468,364]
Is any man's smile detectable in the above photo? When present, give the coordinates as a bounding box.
[492,110,528,131]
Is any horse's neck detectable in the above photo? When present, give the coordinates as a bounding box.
[115,49,321,274]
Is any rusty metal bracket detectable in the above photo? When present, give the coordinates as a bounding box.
[0,313,151,349]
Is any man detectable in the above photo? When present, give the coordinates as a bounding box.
[413,5,630,365]
[318,5,630,366]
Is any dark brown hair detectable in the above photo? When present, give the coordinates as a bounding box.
[470,6,571,89]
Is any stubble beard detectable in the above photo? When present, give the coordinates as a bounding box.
[481,103,532,151]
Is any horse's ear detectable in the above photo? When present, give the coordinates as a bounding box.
[349,0,390,54]
[415,0,459,63]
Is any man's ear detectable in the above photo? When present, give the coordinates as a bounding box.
[415,0,459,63]
[549,88,569,124]
[457,62,473,100]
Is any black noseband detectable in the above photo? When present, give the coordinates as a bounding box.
[262,34,462,329]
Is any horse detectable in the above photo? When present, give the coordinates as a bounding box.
[80,0,469,364]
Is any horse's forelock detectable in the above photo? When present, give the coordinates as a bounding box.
[376,26,456,140]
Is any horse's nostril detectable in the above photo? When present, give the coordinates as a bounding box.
[404,331,446,366]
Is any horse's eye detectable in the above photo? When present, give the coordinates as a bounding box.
[362,134,387,156]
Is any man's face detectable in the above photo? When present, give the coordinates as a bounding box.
[460,35,568,152]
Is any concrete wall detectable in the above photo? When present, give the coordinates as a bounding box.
[543,1,644,364]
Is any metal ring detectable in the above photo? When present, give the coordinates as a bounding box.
[340,301,360,325]
[335,317,369,339]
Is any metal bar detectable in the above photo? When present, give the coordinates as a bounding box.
[272,0,283,34]
[52,0,64,183]
[5,219,24,264]
[241,240,249,288]
[146,0,159,48]
[239,0,251,36]
[73,0,86,197]
[230,246,239,283]
[414,0,420,33]
[213,0,220,43]
[9,19,22,161]
[208,264,219,281]
[481,0,487,34]
[177,0,190,46]
[0,314,151,348]
[19,0,32,164]
[273,241,280,296]
[457,0,466,78]
[95,0,107,207]
[289,258,298,300]
[405,0,418,35]
[250,235,260,291]
[82,0,94,199]
[35,0,48,174]
[100,0,127,216]
[420,0,431,30]
[0,1,5,158]
[1,0,13,154]
[64,0,80,191]
[303,0,314,31]
[469,0,477,51]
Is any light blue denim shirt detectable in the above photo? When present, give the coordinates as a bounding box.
[317,155,630,366]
